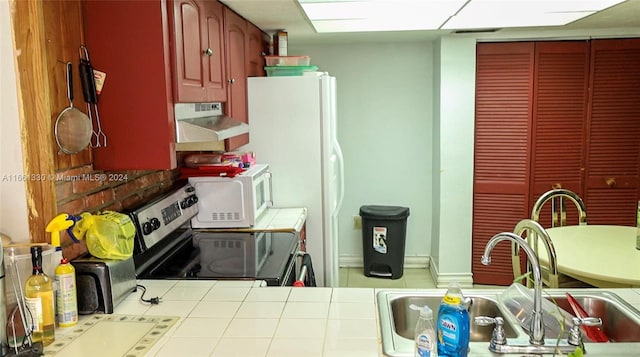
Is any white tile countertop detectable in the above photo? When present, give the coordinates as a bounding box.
[195,207,307,233]
[49,282,640,357]
[134,280,381,357]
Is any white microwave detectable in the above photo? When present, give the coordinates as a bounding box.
[189,164,272,228]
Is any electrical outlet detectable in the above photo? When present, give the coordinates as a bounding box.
[353,215,362,229]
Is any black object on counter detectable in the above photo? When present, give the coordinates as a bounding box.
[4,341,44,357]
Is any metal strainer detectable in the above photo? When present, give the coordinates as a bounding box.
[54,62,92,154]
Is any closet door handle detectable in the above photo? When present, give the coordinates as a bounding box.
[606,178,616,188]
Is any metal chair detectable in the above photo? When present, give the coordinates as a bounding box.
[511,219,559,288]
[531,188,587,228]
[512,189,587,288]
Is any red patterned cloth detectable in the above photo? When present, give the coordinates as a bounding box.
[179,165,245,179]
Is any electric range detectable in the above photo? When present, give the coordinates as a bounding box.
[129,182,300,286]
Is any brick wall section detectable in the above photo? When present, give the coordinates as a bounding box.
[54,165,179,259]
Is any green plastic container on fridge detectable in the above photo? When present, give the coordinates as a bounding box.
[264,65,319,76]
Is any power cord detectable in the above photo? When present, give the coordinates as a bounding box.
[136,284,162,305]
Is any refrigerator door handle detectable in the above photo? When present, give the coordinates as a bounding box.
[266,171,274,207]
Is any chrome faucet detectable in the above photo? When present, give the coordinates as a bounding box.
[482,232,546,346]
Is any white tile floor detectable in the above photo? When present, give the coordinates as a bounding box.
[339,267,437,288]
[339,267,505,289]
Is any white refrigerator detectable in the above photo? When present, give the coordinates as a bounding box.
[245,73,344,287]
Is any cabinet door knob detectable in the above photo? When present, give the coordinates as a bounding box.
[228,78,235,84]
[203,48,213,56]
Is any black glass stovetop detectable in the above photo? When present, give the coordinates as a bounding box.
[134,230,299,286]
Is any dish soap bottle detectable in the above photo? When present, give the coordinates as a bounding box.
[55,256,78,328]
[24,246,56,346]
[410,304,437,357]
[437,282,470,357]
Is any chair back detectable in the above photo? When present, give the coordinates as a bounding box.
[512,189,586,288]
[511,219,559,288]
[531,189,587,227]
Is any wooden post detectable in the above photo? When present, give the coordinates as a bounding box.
[11,0,57,242]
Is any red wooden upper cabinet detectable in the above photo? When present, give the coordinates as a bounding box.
[223,7,249,150]
[171,0,226,103]
[246,22,267,77]
[82,0,177,170]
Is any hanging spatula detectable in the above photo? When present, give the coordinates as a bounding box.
[79,45,106,147]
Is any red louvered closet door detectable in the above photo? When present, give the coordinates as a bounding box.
[530,41,590,227]
[473,42,534,285]
[473,39,640,286]
[584,39,640,226]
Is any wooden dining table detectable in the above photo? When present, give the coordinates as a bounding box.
[535,225,640,288]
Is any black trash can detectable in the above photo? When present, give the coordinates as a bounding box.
[359,205,410,279]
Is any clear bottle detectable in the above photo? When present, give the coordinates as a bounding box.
[24,246,55,345]
[55,256,78,328]
[436,282,470,357]
[411,304,437,357]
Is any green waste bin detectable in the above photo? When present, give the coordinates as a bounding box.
[359,205,410,279]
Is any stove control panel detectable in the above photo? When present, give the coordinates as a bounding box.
[180,193,198,209]
[133,184,199,251]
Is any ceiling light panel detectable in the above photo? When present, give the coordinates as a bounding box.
[298,0,467,32]
[442,0,626,30]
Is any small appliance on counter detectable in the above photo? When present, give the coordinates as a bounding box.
[68,183,201,315]
[189,164,272,228]
[71,255,136,315]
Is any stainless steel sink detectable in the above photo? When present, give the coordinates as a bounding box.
[377,289,640,356]
[388,294,518,341]
[544,291,640,343]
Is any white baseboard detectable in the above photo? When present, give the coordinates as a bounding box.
[429,262,474,288]
[339,256,430,269]
[339,255,473,288]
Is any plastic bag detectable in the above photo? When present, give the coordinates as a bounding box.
[78,211,135,260]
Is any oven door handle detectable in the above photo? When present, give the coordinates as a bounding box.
[294,263,308,287]
[293,251,315,287]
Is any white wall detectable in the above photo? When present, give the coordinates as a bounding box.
[0,0,30,243]
[430,41,442,275]
[430,36,477,287]
[290,42,434,267]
